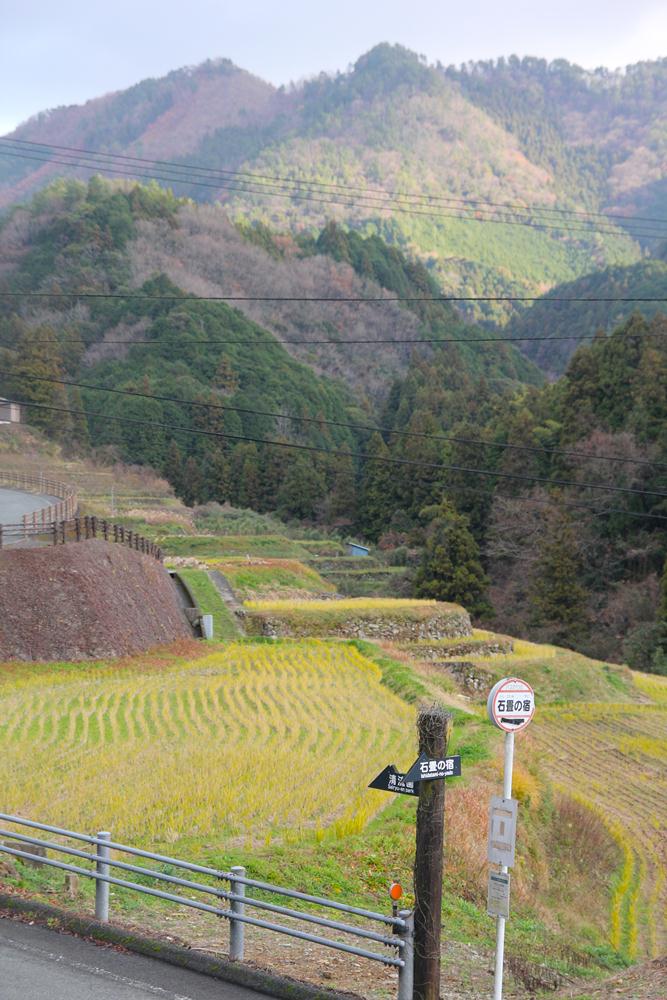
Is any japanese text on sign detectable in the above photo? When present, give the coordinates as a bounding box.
[404,753,462,783]
[487,677,536,733]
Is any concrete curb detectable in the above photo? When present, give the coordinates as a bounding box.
[0,892,361,1000]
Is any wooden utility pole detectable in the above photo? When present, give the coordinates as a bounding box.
[413,704,452,1000]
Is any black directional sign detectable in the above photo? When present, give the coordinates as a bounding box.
[404,752,462,783]
[368,764,418,796]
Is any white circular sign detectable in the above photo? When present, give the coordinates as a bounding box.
[487,677,535,733]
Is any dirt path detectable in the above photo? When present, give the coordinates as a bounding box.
[555,957,667,998]
[208,569,246,634]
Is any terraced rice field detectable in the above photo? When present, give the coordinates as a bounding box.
[0,642,414,844]
[533,699,667,960]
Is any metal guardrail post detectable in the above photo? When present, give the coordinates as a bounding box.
[397,909,414,1000]
[95,831,111,922]
[229,865,246,961]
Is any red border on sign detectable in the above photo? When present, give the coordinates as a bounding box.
[490,677,535,731]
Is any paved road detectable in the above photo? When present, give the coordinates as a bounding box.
[0,487,59,525]
[0,918,267,1000]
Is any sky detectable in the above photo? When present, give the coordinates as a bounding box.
[2,0,667,135]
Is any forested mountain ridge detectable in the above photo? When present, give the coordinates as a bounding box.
[370,310,667,666]
[505,258,667,375]
[1,176,665,669]
[0,177,536,516]
[4,44,667,337]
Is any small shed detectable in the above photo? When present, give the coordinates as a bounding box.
[0,399,21,424]
[347,542,370,558]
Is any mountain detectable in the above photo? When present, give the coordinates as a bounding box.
[0,177,538,516]
[504,258,667,376]
[4,44,667,341]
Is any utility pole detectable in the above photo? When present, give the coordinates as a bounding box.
[413,704,451,1000]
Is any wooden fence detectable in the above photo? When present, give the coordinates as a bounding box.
[0,516,163,561]
[0,470,78,527]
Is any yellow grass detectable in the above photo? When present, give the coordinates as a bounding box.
[632,670,667,703]
[534,703,667,959]
[245,598,438,612]
[0,642,415,844]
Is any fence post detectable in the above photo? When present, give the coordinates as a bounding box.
[0,525,3,549]
[95,831,111,923]
[52,521,58,546]
[103,520,109,541]
[75,517,81,542]
[113,524,119,544]
[61,520,66,544]
[84,515,90,540]
[229,865,246,961]
[397,909,414,1000]
[91,516,97,539]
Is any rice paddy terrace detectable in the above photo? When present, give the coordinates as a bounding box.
[0,641,415,843]
[397,635,667,964]
[536,685,667,961]
[0,465,664,993]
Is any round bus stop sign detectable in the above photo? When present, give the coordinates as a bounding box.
[487,677,535,732]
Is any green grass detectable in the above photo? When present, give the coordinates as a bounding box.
[209,558,333,598]
[162,534,310,558]
[176,570,241,641]
[298,539,347,556]
[243,597,470,639]
[460,644,639,706]
[0,777,625,988]
[348,639,428,703]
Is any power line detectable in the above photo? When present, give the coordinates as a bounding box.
[5,393,667,501]
[2,366,664,473]
[1,143,664,242]
[11,395,660,524]
[0,328,664,347]
[2,290,667,304]
[4,136,667,238]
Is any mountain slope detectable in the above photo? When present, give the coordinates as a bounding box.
[506,259,667,375]
[2,44,657,334]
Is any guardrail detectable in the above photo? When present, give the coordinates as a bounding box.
[0,515,163,561]
[0,470,78,526]
[0,814,413,999]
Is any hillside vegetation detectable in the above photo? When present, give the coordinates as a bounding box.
[505,258,667,375]
[6,45,666,322]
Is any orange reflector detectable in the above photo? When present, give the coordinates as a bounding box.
[389,881,403,901]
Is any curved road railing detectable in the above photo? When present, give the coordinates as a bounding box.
[0,470,78,527]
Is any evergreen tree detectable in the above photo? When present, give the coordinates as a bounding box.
[67,386,90,451]
[163,439,185,497]
[658,555,667,653]
[323,453,357,526]
[414,499,491,616]
[357,434,395,541]
[529,504,588,644]
[181,457,205,507]
[277,454,326,521]
[203,448,230,503]
[213,358,239,396]
[229,443,261,509]
[6,320,68,437]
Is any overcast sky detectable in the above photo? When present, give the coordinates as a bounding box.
[2,0,666,135]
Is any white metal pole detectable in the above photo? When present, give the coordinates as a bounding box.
[493,731,514,1000]
[229,865,246,961]
[95,831,111,923]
